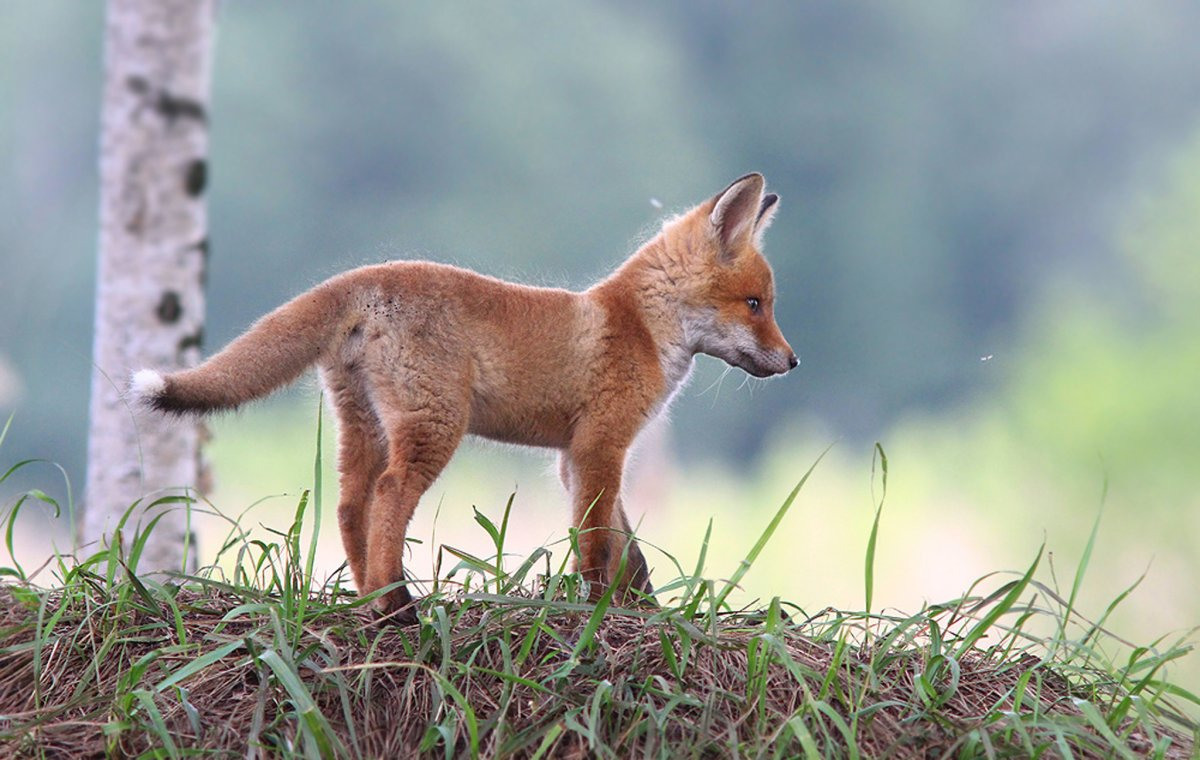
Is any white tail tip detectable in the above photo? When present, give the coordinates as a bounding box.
[130,369,167,400]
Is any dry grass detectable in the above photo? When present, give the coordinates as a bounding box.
[0,429,1195,757]
[0,575,1194,758]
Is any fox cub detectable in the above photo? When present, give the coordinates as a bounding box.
[133,173,798,622]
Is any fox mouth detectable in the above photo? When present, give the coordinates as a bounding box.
[733,350,786,378]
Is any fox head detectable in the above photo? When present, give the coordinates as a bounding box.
[667,173,798,378]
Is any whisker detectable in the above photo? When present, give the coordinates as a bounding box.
[701,365,734,407]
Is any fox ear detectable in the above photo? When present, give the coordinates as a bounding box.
[753,193,779,247]
[710,173,765,253]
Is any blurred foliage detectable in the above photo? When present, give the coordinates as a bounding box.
[4,1,1200,497]
[1003,128,1200,499]
[866,135,1200,688]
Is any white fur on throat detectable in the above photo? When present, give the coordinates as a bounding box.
[130,369,166,400]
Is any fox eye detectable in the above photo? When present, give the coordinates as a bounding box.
[746,297,761,314]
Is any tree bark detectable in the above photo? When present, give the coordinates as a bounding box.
[83,0,216,571]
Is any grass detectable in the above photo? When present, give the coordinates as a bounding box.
[0,418,1196,757]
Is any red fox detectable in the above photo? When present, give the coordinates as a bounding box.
[132,173,797,623]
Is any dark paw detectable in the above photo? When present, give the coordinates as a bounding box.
[374,604,420,627]
[374,586,420,626]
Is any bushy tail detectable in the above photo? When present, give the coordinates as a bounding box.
[131,283,347,415]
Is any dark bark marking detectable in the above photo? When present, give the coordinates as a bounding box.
[125,199,146,235]
[156,291,183,323]
[126,75,150,95]
[128,77,206,124]
[156,89,207,124]
[184,159,207,197]
[186,237,210,286]
[178,328,204,353]
[190,236,209,258]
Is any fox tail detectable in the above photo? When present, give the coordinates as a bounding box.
[131,283,346,415]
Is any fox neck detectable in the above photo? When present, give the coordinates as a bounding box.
[600,234,706,396]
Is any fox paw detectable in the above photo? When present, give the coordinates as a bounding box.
[372,586,421,626]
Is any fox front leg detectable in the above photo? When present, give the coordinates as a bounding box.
[561,448,653,602]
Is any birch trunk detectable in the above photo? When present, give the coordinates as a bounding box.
[84,0,216,572]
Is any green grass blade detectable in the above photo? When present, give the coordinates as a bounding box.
[1074,698,1136,760]
[865,442,887,617]
[713,445,830,612]
[305,398,324,596]
[131,689,180,757]
[155,639,244,692]
[569,573,618,661]
[529,723,564,760]
[786,713,822,760]
[258,648,343,758]
[1060,496,1104,649]
[956,545,1043,657]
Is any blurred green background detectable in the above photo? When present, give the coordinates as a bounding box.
[2,3,1197,689]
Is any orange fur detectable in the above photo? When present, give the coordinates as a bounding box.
[134,174,797,622]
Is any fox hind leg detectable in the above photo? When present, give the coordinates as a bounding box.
[365,386,468,624]
[325,368,387,596]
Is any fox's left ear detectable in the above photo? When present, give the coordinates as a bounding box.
[710,173,765,254]
[754,193,779,248]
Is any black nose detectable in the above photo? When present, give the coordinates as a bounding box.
[788,353,799,369]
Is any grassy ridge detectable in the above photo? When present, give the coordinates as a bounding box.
[0,427,1195,757]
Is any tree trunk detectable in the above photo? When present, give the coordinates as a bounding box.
[83,0,216,572]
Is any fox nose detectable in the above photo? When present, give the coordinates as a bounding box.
[788,353,799,370]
